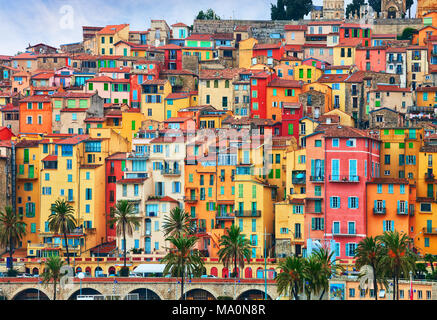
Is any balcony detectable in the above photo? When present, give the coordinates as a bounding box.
[234,210,261,217]
[397,209,408,216]
[184,196,198,203]
[161,168,181,176]
[423,227,437,235]
[373,207,386,215]
[216,213,235,220]
[425,173,435,182]
[332,231,357,237]
[310,175,324,183]
[292,171,306,184]
[329,175,360,183]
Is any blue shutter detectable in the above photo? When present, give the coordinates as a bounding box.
[346,244,349,257]
[330,197,333,208]
[348,197,351,209]
[405,201,408,214]
[383,221,386,232]
[383,200,386,208]
[374,200,377,210]
[397,201,400,214]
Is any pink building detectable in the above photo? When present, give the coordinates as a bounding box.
[305,125,380,262]
[355,46,387,72]
[84,76,130,105]
[54,66,74,87]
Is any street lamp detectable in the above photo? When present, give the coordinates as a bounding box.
[78,272,85,296]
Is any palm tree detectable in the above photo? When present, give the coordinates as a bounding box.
[424,253,435,275]
[303,255,323,300]
[162,236,204,300]
[217,225,251,278]
[162,206,193,238]
[312,247,344,300]
[42,255,64,300]
[48,199,77,267]
[355,236,385,300]
[275,255,305,300]
[377,230,417,300]
[0,206,26,273]
[109,200,141,269]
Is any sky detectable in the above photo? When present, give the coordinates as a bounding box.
[0,0,417,56]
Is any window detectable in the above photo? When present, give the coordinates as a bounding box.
[348,197,359,209]
[330,196,340,209]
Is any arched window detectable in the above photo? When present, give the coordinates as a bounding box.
[210,267,218,277]
[244,267,252,279]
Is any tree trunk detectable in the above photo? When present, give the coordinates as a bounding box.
[234,250,237,278]
[9,235,13,272]
[372,264,378,301]
[181,267,185,300]
[396,273,400,300]
[123,220,126,267]
[393,274,396,300]
[319,288,325,300]
[63,226,70,266]
[53,280,57,300]
[294,282,299,300]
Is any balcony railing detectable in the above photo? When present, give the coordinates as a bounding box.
[184,196,198,203]
[425,173,435,182]
[216,213,235,220]
[310,175,324,182]
[329,175,359,182]
[397,209,408,215]
[332,231,357,237]
[423,227,437,235]
[146,212,158,217]
[234,210,261,217]
[373,207,386,215]
[161,168,181,176]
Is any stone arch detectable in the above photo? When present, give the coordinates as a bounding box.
[32,267,39,275]
[108,266,116,275]
[94,266,103,277]
[128,288,161,300]
[244,267,252,279]
[68,288,103,300]
[256,267,263,278]
[387,6,397,18]
[236,289,272,300]
[210,267,218,277]
[12,287,50,300]
[85,266,92,276]
[222,267,229,278]
[182,288,216,300]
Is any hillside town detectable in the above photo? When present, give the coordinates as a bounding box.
[1,0,437,301]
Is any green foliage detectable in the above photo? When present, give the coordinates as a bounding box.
[271,0,313,21]
[217,296,233,300]
[275,255,305,300]
[6,269,19,277]
[196,9,220,20]
[162,206,193,238]
[109,200,141,267]
[119,266,130,277]
[397,28,418,40]
[42,256,65,300]
[217,225,251,278]
[48,199,77,266]
[345,0,365,18]
[0,206,26,272]
[368,0,381,13]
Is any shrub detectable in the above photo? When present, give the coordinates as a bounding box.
[217,296,233,300]
[119,266,130,277]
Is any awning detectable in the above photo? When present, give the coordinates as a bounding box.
[132,264,166,274]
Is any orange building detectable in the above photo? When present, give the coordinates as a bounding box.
[366,178,415,240]
[266,78,302,122]
[19,95,52,134]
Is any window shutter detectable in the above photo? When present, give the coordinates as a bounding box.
[321,218,324,230]
[383,221,386,232]
[397,200,400,213]
[405,201,408,214]
[374,200,377,210]
[311,159,315,177]
[330,197,333,208]
[311,218,315,230]
[346,244,349,257]
[356,198,359,208]
[348,197,351,208]
[293,205,296,214]
[383,200,386,208]
[338,197,341,208]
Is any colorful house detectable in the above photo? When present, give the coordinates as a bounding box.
[19,95,52,134]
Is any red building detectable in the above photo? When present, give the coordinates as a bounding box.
[305,126,380,261]
[355,45,388,72]
[158,44,183,70]
[252,42,285,62]
[250,70,276,119]
[105,152,127,241]
[339,23,372,47]
[0,127,14,140]
[281,102,303,141]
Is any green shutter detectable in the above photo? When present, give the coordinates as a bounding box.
[131,121,136,131]
[24,149,29,164]
[288,123,294,135]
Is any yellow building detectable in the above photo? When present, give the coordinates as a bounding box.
[164,92,194,120]
[378,127,423,183]
[293,64,322,83]
[141,79,172,122]
[238,38,258,69]
[317,73,349,112]
[235,139,277,258]
[415,144,437,254]
[15,139,41,249]
[33,129,129,258]
[333,40,360,66]
[416,87,437,108]
[97,24,130,56]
